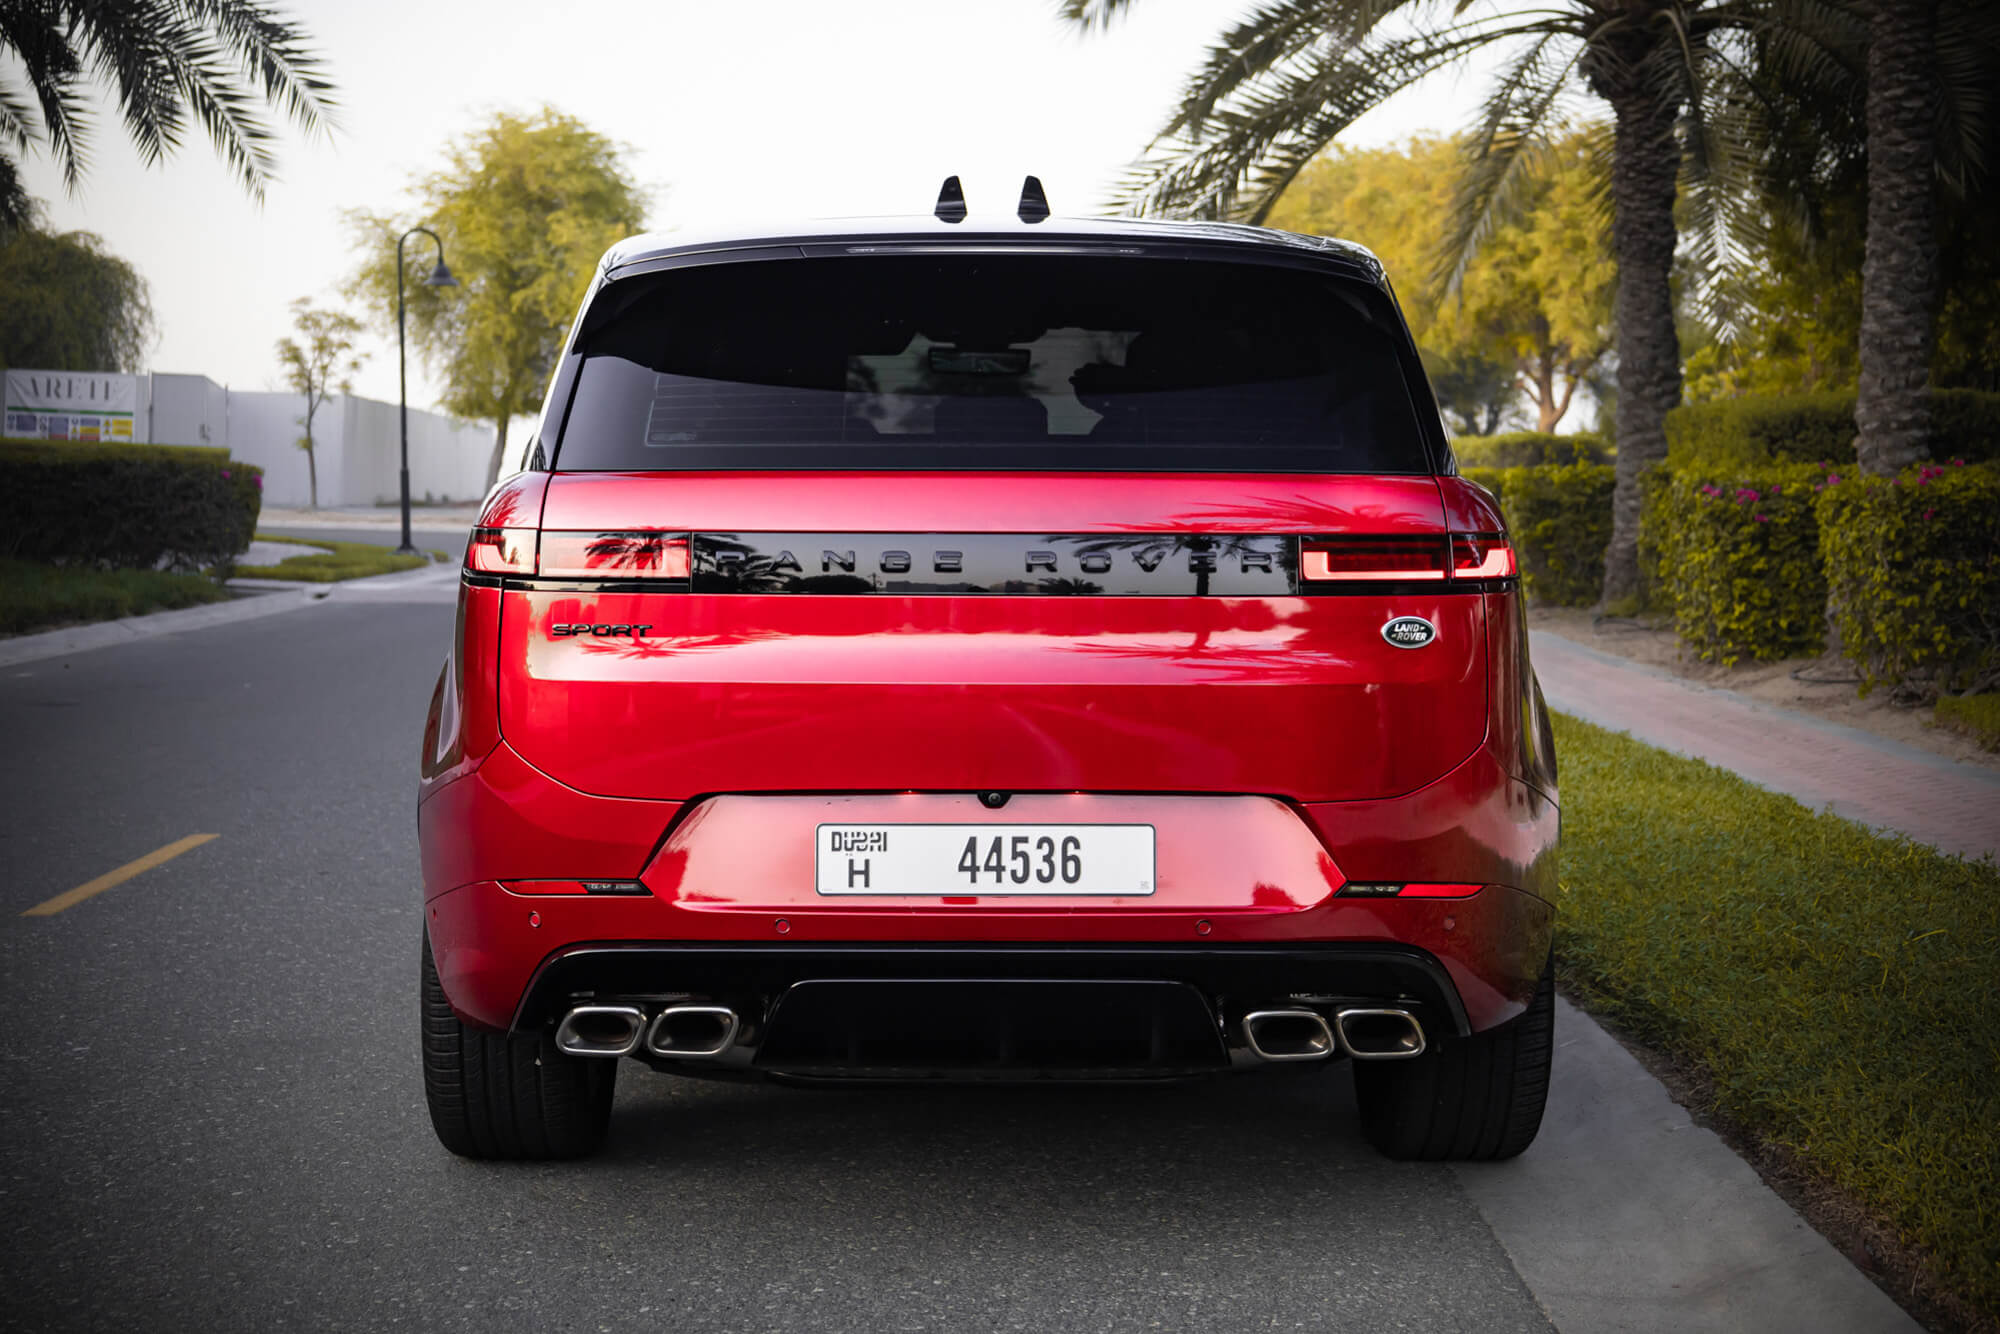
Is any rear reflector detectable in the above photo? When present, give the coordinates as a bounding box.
[539,532,691,580]
[1395,883,1484,898]
[1300,537,1448,582]
[1338,882,1486,898]
[466,527,536,574]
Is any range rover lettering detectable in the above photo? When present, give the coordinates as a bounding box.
[417,177,1560,1161]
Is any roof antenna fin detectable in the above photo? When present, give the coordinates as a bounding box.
[934,175,967,224]
[1017,175,1050,224]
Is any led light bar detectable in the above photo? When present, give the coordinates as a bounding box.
[539,532,691,580]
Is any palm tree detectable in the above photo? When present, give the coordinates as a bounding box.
[0,0,335,230]
[1849,0,2000,473]
[1061,0,1812,606]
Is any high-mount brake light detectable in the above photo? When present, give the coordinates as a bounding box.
[466,527,535,575]
[1299,537,1449,582]
[1451,534,1517,579]
[538,532,691,580]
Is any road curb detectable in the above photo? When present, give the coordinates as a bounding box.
[0,562,460,669]
[1457,998,1919,1334]
[0,589,325,669]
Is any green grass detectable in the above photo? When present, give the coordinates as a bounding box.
[1551,712,2000,1315]
[0,559,231,635]
[1935,694,2000,751]
[236,534,442,582]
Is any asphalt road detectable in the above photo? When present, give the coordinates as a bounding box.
[0,597,1557,1333]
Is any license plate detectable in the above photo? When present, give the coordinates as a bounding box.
[815,824,1156,896]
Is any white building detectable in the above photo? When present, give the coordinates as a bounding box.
[6,368,496,508]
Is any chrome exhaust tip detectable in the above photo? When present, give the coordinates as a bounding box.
[554,1004,645,1057]
[1242,1009,1336,1062]
[1334,1008,1427,1060]
[644,1004,741,1059]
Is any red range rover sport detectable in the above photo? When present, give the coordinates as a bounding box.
[418,181,1559,1161]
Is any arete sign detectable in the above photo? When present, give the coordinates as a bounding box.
[4,369,140,442]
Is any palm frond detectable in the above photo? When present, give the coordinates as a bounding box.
[1055,0,1142,33]
[1436,31,1584,301]
[0,73,40,152]
[161,20,286,198]
[1164,0,1410,139]
[1112,11,1580,222]
[180,0,339,137]
[1,0,91,187]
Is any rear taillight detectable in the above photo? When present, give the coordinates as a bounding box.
[1300,537,1448,582]
[464,529,690,583]
[1298,535,1514,584]
[1451,534,1516,579]
[538,532,690,580]
[466,527,536,574]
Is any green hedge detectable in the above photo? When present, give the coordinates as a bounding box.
[1817,460,2000,697]
[0,440,262,570]
[1654,465,1826,663]
[1452,431,1610,469]
[1666,389,2000,470]
[1462,462,1614,606]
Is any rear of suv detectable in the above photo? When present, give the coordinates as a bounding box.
[417,182,1559,1162]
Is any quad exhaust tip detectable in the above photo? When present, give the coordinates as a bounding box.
[554,1004,646,1057]
[1333,1008,1427,1060]
[1242,1007,1428,1062]
[644,1004,740,1059]
[555,1003,742,1059]
[1242,1009,1335,1062]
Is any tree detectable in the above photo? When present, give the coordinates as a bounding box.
[0,0,335,230]
[1684,4,1999,422]
[1852,0,1939,474]
[1060,0,1839,605]
[0,225,153,371]
[1265,133,1613,433]
[347,108,648,488]
[274,300,364,509]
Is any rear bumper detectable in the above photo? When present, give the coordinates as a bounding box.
[419,740,1556,1036]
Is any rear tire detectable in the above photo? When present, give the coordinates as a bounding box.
[420,930,616,1160]
[1352,954,1553,1161]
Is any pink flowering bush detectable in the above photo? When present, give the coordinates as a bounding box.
[1816,460,2000,697]
[1654,464,1825,664]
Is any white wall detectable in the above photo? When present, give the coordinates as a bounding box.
[25,368,496,508]
[143,373,230,449]
[332,394,493,507]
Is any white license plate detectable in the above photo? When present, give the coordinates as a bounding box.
[815,824,1156,896]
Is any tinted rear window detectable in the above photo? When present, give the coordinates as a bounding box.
[553,254,1431,472]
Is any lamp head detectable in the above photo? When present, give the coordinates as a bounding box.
[426,259,458,288]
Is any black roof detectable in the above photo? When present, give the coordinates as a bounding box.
[599,214,1386,286]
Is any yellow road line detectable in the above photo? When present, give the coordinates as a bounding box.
[22,834,219,917]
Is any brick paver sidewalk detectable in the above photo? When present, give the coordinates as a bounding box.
[1531,630,2000,863]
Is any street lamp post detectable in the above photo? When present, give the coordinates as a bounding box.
[396,227,458,556]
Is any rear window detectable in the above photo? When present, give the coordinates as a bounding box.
[552,253,1432,472]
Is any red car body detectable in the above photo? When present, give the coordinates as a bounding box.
[416,204,1558,1161]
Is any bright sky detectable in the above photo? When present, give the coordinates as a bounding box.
[16,0,1503,413]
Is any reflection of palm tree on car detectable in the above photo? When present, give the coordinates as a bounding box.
[695,536,872,594]
[1067,533,1279,598]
